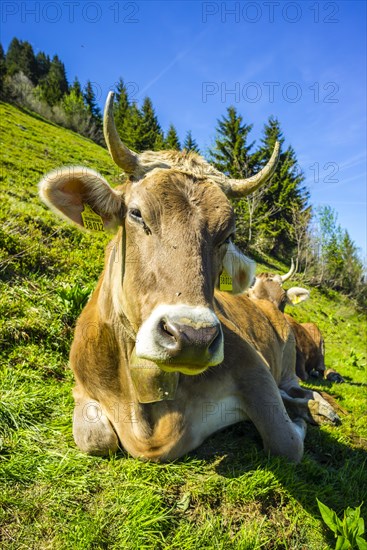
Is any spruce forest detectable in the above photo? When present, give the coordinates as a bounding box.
[1,37,365,307]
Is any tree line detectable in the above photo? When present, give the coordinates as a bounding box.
[208,108,365,307]
[1,38,365,306]
[0,38,198,152]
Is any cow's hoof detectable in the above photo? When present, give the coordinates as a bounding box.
[325,369,345,383]
[308,398,341,425]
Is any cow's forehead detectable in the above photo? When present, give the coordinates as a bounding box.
[125,168,235,233]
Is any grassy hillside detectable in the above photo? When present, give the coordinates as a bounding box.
[0,101,366,550]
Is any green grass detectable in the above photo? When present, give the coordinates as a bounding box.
[1,101,366,549]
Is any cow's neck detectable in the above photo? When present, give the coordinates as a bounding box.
[99,233,180,404]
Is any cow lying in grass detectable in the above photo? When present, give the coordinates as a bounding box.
[39,92,340,462]
[248,263,344,383]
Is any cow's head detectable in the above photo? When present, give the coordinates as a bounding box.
[39,92,279,376]
[248,260,310,312]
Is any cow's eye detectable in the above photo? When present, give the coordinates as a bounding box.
[128,208,151,235]
[129,208,143,222]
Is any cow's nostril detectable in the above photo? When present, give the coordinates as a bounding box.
[204,325,220,344]
[159,320,179,344]
[162,322,170,335]
[208,328,221,353]
[161,321,170,334]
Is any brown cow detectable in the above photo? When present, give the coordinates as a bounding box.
[39,92,339,463]
[248,264,344,382]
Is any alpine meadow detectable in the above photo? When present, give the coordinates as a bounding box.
[1,26,367,550]
[1,98,366,549]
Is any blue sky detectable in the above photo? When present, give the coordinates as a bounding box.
[2,0,366,260]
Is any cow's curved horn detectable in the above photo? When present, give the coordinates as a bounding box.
[224,141,280,198]
[103,92,139,174]
[281,258,296,283]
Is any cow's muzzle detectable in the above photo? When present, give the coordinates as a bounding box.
[135,305,224,374]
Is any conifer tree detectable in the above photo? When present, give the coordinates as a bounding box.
[164,124,181,150]
[5,38,23,77]
[37,55,68,105]
[35,51,51,83]
[0,44,5,96]
[140,97,164,150]
[154,132,165,151]
[19,41,38,84]
[208,106,256,249]
[70,77,83,98]
[122,102,143,151]
[113,78,130,142]
[83,80,101,122]
[254,116,309,255]
[5,38,38,84]
[208,106,254,178]
[183,130,200,153]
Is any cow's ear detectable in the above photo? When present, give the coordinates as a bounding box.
[221,242,256,294]
[286,287,310,305]
[39,167,125,232]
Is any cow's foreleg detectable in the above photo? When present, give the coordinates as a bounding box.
[72,388,119,456]
[295,350,308,381]
[240,368,306,463]
[279,381,341,425]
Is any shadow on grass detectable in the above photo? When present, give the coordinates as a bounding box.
[70,403,367,548]
[336,375,367,388]
[191,419,367,532]
[305,376,367,389]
